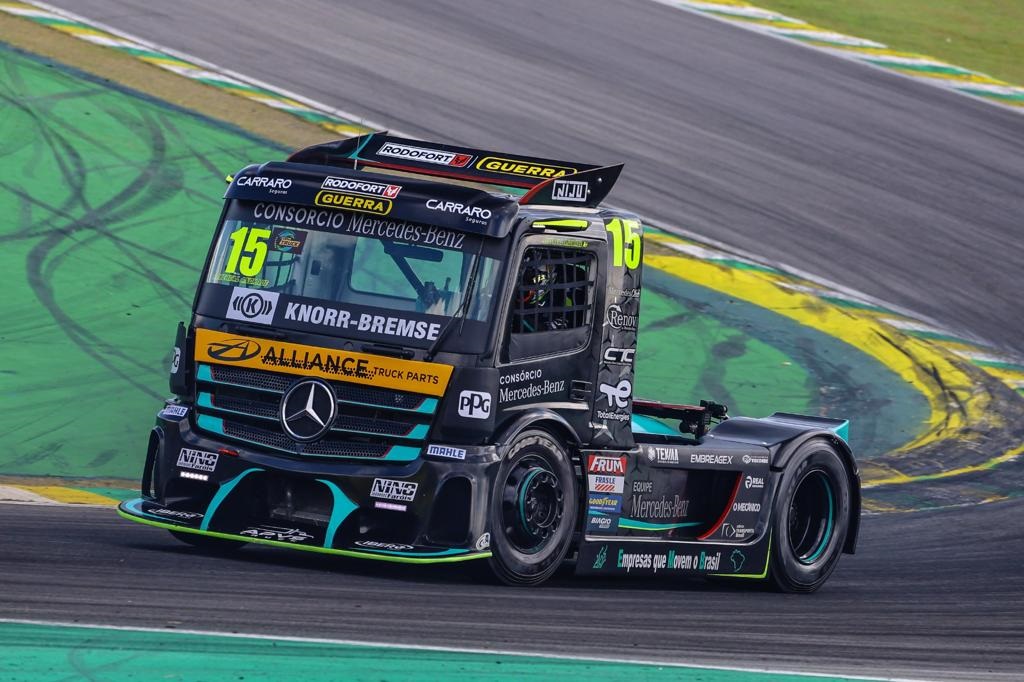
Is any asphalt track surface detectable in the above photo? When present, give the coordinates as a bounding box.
[2,502,1022,681]
[15,1,1024,679]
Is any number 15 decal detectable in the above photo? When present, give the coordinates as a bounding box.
[605,218,642,270]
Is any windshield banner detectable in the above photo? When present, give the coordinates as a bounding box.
[194,327,453,396]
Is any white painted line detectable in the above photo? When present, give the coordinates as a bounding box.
[0,486,52,504]
[0,617,946,682]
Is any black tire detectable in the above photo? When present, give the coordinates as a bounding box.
[768,438,851,593]
[486,429,578,586]
[169,530,245,553]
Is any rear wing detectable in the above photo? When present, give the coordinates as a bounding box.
[288,132,623,208]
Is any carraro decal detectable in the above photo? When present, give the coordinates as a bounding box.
[194,328,452,396]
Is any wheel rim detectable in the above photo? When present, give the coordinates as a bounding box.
[501,454,564,554]
[788,469,835,565]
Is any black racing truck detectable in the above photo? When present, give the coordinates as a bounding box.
[119,133,860,592]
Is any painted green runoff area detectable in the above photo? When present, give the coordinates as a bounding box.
[0,621,887,682]
[0,42,925,480]
[753,0,1024,86]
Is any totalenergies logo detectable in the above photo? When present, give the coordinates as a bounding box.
[475,156,576,178]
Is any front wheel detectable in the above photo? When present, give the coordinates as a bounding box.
[768,438,851,593]
[486,430,577,586]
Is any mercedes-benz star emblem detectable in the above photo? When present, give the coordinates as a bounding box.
[280,379,337,442]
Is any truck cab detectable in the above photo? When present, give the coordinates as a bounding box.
[120,133,859,592]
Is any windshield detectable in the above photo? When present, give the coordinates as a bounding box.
[196,201,503,351]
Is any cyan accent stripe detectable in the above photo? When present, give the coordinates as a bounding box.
[198,392,429,440]
[631,414,679,436]
[316,479,358,549]
[196,364,438,414]
[804,477,834,563]
[517,468,545,531]
[359,547,469,558]
[123,498,171,523]
[618,518,702,531]
[199,414,421,461]
[831,419,851,444]
[200,468,263,531]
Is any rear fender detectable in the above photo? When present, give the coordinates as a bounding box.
[707,415,861,554]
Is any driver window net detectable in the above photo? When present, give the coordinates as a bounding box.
[511,247,594,334]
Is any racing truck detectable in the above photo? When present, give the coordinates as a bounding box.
[119,133,860,592]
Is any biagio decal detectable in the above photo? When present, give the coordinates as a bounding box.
[377,142,472,167]
[606,304,637,331]
[744,475,765,489]
[227,287,278,325]
[598,379,631,408]
[586,514,618,533]
[457,390,491,419]
[551,179,588,202]
[426,444,467,460]
[370,478,418,502]
[602,347,635,365]
[355,540,415,551]
[587,454,627,475]
[588,474,624,494]
[177,448,218,472]
[240,526,313,543]
[321,176,401,198]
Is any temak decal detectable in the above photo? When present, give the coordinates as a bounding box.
[475,156,577,179]
[314,191,392,216]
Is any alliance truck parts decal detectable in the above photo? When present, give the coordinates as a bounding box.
[194,328,453,396]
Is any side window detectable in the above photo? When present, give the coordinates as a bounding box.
[510,247,594,334]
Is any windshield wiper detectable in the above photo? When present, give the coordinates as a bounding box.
[424,240,485,362]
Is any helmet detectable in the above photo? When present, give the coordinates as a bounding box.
[519,263,557,307]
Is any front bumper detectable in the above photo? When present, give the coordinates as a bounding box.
[121,405,497,563]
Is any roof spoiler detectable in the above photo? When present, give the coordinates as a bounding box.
[287,132,622,206]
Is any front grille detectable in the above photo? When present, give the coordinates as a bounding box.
[195,363,434,461]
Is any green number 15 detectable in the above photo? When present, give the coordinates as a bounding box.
[225,226,271,276]
[605,218,642,269]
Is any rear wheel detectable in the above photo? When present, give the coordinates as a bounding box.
[486,430,577,586]
[769,438,851,593]
[169,530,245,553]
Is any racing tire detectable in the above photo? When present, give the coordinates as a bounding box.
[169,530,245,553]
[768,438,851,593]
[486,429,577,586]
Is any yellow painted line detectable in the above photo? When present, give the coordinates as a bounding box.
[13,486,119,506]
[137,55,197,69]
[51,24,114,39]
[887,69,1006,85]
[725,17,820,31]
[864,444,1024,488]
[646,234,986,453]
[829,45,942,60]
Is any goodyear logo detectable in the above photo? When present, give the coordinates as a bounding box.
[195,328,452,397]
[314,190,392,216]
[475,156,577,179]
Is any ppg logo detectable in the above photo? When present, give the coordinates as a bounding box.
[226,287,279,325]
[458,390,492,419]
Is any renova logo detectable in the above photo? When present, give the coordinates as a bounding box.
[207,337,262,362]
[606,304,637,332]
